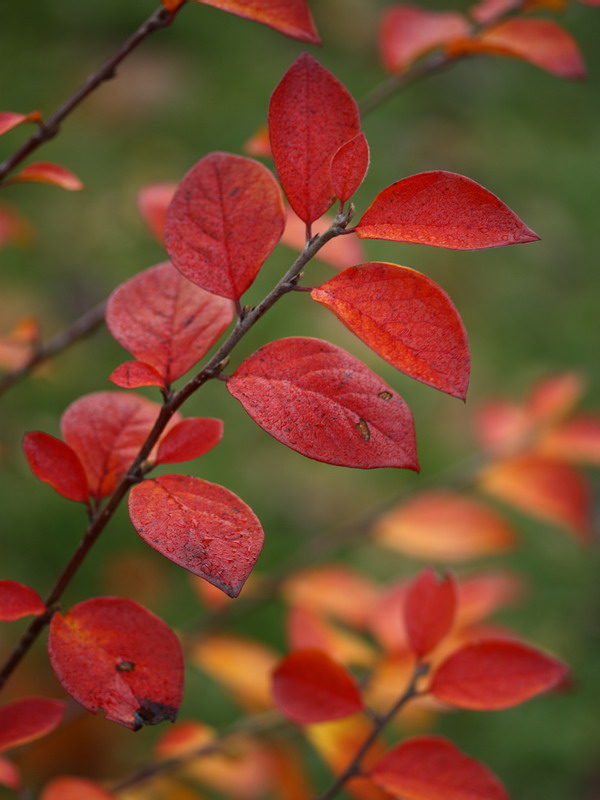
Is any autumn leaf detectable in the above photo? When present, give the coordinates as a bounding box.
[404,568,457,657]
[10,162,83,190]
[190,0,320,44]
[23,431,89,503]
[40,776,117,800]
[0,580,45,621]
[330,133,370,206]
[155,418,223,464]
[0,697,65,753]
[0,110,41,136]
[109,360,166,389]
[137,182,177,242]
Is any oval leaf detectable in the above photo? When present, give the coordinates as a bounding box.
[109,360,166,389]
[155,417,224,464]
[106,262,233,385]
[331,133,370,206]
[128,474,264,598]
[0,698,65,754]
[23,431,89,502]
[312,262,470,399]
[404,568,457,658]
[0,580,45,621]
[269,53,361,225]
[227,337,419,470]
[11,162,83,191]
[164,152,285,300]
[356,171,539,250]
[370,735,508,800]
[273,649,364,724]
[192,0,320,44]
[429,639,568,710]
[48,596,183,730]
[41,777,116,800]
[137,182,177,242]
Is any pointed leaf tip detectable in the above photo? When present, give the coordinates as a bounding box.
[11,162,83,191]
[404,568,457,657]
[23,431,89,503]
[0,580,45,621]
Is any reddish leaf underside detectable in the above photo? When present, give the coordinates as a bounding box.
[430,639,568,709]
[0,580,45,621]
[311,262,470,399]
[155,417,224,464]
[404,568,457,658]
[269,53,361,224]
[272,649,364,723]
[23,431,89,502]
[164,152,285,300]
[370,735,508,800]
[48,597,184,730]
[226,337,419,470]
[330,133,370,206]
[356,171,539,250]
[137,182,177,242]
[106,262,233,386]
[192,0,320,44]
[40,776,117,800]
[11,162,83,191]
[0,698,65,754]
[128,474,264,598]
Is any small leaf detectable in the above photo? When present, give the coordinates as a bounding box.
[312,262,470,399]
[11,162,83,190]
[0,110,41,137]
[164,152,285,300]
[0,757,21,791]
[109,361,166,389]
[281,207,366,270]
[40,777,117,800]
[191,0,320,44]
[429,639,568,710]
[48,596,183,730]
[370,735,508,800]
[155,417,224,464]
[23,431,89,502]
[0,698,65,754]
[330,133,370,206]
[137,182,177,242]
[227,337,419,470]
[273,649,364,724]
[356,171,539,250]
[243,124,272,158]
[128,474,264,598]
[269,53,361,225]
[404,568,457,658]
[0,580,45,621]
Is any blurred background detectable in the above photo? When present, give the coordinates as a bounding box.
[1,0,599,798]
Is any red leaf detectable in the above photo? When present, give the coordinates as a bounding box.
[155,417,223,464]
[40,777,116,800]
[269,53,361,225]
[281,207,366,270]
[526,371,585,425]
[227,337,419,470]
[273,649,364,724]
[404,568,457,658]
[48,596,183,730]
[244,124,272,158]
[311,262,470,399]
[192,0,320,44]
[539,415,600,466]
[0,757,20,791]
[137,182,177,242]
[164,152,285,300]
[109,361,166,389]
[0,580,45,621]
[356,171,539,250]
[469,0,521,25]
[11,162,83,191]
[0,110,41,137]
[128,474,264,598]
[379,5,470,73]
[370,735,508,800]
[23,431,89,502]
[331,133,370,206]
[429,639,568,710]
[107,262,233,385]
[0,698,65,754]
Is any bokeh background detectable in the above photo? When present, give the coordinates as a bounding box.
[1,0,599,797]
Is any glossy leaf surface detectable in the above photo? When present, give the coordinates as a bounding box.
[356,171,539,250]
[41,777,116,800]
[404,568,457,657]
[269,54,360,224]
[137,182,177,242]
[129,474,264,597]
[312,262,469,398]
[330,133,370,205]
[0,698,65,753]
[192,0,320,44]
[155,418,223,464]
[11,162,83,190]
[48,596,183,730]
[23,431,89,502]
[164,152,285,300]
[0,580,45,621]
[227,337,419,470]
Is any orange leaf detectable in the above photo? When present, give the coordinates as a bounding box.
[11,161,83,190]
[404,568,457,658]
[0,580,45,621]
[40,776,116,800]
[455,572,523,628]
[281,207,366,270]
[0,110,41,136]
[538,415,600,466]
[0,697,65,754]
[137,182,177,242]
[0,201,34,249]
[243,124,272,158]
[192,0,320,44]
[526,371,585,425]
[286,606,376,668]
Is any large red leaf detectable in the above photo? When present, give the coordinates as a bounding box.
[429,639,568,709]
[269,53,361,225]
[106,262,233,386]
[11,162,83,191]
[164,152,285,300]
[404,568,457,658]
[227,337,419,470]
[370,736,508,800]
[23,431,89,502]
[0,580,45,621]
[192,0,320,44]
[40,777,116,800]
[311,262,470,399]
[0,698,65,754]
[330,133,370,206]
[356,171,539,250]
[128,474,264,598]
[155,417,223,464]
[273,649,364,724]
[48,596,184,730]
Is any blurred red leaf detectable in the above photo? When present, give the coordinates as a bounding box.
[137,182,177,242]
[107,262,233,386]
[48,596,183,730]
[155,418,223,464]
[368,581,410,653]
[0,580,45,621]
[538,415,600,466]
[0,697,65,754]
[456,572,523,628]
[128,474,263,598]
[429,639,568,709]
[0,201,34,249]
[23,431,89,503]
[331,133,370,206]
[273,649,364,723]
[11,161,83,190]
[356,171,539,249]
[370,735,508,800]
[164,152,285,300]
[227,337,419,470]
[269,53,360,225]
[286,606,376,668]
[109,360,165,389]
[281,207,365,270]
[474,399,530,454]
[191,0,320,44]
[244,124,272,158]
[312,262,470,399]
[0,757,20,791]
[526,371,585,425]
[40,776,116,800]
[0,110,41,136]
[379,5,470,73]
[404,568,457,658]
[470,0,521,24]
